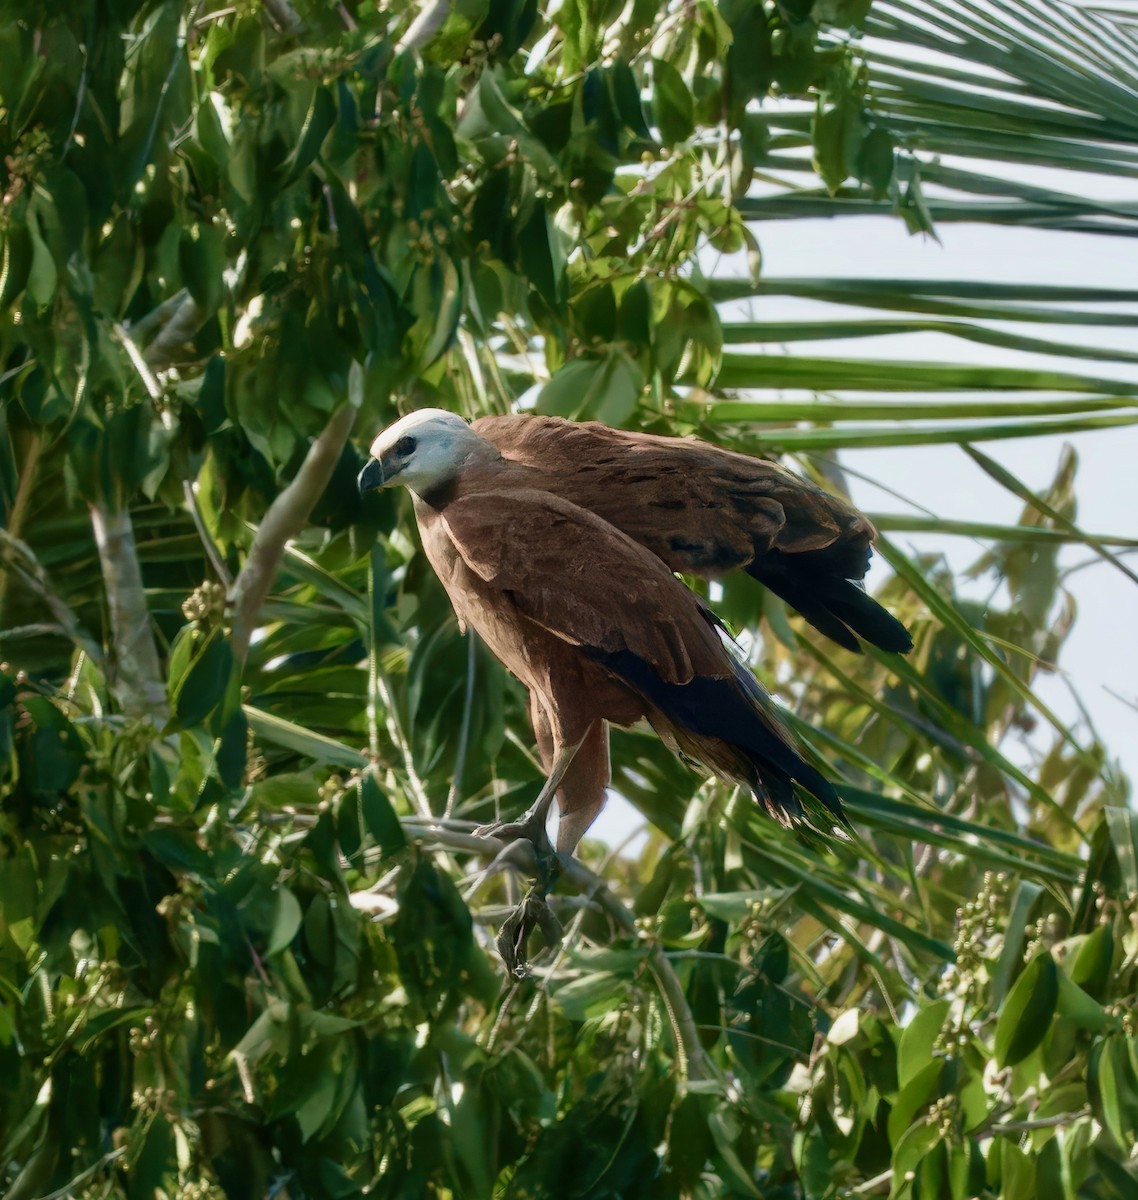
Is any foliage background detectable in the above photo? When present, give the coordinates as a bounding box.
[1,0,1137,1196]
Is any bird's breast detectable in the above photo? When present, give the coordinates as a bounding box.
[414,505,645,727]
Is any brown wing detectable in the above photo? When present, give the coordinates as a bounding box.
[472,414,911,653]
[439,486,840,821]
[473,413,864,563]
[440,487,729,687]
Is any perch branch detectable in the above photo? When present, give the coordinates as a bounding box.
[400,820,710,1081]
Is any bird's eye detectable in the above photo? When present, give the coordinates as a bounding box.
[394,435,417,456]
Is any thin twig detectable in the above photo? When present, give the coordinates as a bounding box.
[32,1148,127,1200]
[2,623,88,641]
[0,530,103,664]
[367,550,383,763]
[375,675,434,821]
[847,1167,892,1196]
[114,322,232,588]
[133,4,199,184]
[980,1108,1091,1138]
[444,630,477,818]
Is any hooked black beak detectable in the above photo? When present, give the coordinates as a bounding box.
[358,457,385,494]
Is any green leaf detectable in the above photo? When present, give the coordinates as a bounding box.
[992,880,1044,1005]
[287,84,337,179]
[551,971,628,1020]
[178,221,226,311]
[1055,972,1110,1035]
[18,696,84,797]
[1094,1035,1138,1149]
[652,58,694,146]
[244,706,364,770]
[888,1057,945,1146]
[813,70,864,193]
[24,202,57,310]
[995,951,1059,1067]
[536,358,603,418]
[898,999,950,1088]
[358,770,407,856]
[1070,924,1114,1000]
[265,887,304,958]
[168,626,235,729]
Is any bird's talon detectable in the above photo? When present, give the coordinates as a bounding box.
[496,890,563,976]
[475,815,559,885]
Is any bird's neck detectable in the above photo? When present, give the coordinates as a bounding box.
[413,445,516,510]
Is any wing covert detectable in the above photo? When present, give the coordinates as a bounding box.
[440,488,729,687]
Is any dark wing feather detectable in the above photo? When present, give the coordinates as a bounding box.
[473,414,912,653]
[439,487,840,821]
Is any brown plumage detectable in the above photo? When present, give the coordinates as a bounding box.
[358,410,846,870]
[472,414,912,654]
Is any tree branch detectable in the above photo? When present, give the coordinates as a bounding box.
[397,0,451,52]
[0,429,42,627]
[134,292,202,371]
[228,364,364,663]
[263,0,304,35]
[89,503,167,719]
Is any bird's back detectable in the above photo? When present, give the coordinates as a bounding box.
[473,414,911,653]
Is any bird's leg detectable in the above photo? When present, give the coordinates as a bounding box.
[476,735,585,890]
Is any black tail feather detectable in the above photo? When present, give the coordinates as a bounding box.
[595,648,844,828]
[726,655,845,824]
[748,555,912,654]
[820,578,913,654]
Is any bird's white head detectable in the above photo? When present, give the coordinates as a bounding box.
[358,408,494,498]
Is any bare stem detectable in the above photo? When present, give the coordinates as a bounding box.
[229,366,364,662]
[397,0,451,52]
[89,503,167,719]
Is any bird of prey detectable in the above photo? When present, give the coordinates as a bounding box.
[358,410,908,886]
